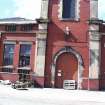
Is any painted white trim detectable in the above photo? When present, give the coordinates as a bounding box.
[89,0,100,80]
[58,0,63,19]
[35,38,46,76]
[0,21,36,24]
[76,0,80,20]
[90,0,98,19]
[89,41,100,79]
[40,0,49,19]
[19,41,33,45]
[34,39,37,72]
[3,41,16,44]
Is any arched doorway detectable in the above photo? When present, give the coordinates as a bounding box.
[55,52,78,88]
[51,47,84,89]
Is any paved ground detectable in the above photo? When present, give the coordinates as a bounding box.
[0,84,105,105]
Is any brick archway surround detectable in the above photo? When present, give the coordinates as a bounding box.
[51,47,84,89]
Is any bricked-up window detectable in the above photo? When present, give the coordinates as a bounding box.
[62,0,75,19]
[19,44,31,67]
[3,44,15,66]
[20,24,33,31]
[5,25,16,31]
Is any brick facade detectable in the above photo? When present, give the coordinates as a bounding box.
[0,0,105,90]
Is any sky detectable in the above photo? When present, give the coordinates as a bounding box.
[0,0,41,20]
[98,0,105,20]
[0,0,104,20]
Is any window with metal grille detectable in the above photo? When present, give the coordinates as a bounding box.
[18,69,30,82]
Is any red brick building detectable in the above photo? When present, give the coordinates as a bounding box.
[39,0,104,90]
[0,18,40,85]
[0,0,105,90]
[0,17,48,87]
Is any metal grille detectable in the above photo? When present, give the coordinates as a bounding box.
[63,80,77,90]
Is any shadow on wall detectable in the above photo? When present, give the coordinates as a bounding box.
[33,80,44,88]
[48,21,78,43]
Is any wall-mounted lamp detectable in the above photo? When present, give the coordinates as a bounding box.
[64,26,70,41]
[65,26,70,35]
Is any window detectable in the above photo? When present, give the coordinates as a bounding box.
[2,68,13,72]
[3,44,15,66]
[18,69,30,82]
[5,25,16,31]
[20,24,33,31]
[62,0,75,19]
[19,44,31,67]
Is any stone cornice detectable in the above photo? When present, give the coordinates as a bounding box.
[36,18,50,23]
[89,30,100,41]
[88,18,103,25]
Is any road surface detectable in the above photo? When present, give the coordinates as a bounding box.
[0,84,105,105]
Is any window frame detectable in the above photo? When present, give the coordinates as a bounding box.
[3,44,15,66]
[62,0,75,19]
[19,44,32,67]
[58,0,80,21]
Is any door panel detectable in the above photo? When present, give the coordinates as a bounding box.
[55,52,78,88]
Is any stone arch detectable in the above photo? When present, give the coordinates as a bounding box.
[51,47,84,89]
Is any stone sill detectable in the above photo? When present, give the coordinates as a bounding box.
[59,18,80,22]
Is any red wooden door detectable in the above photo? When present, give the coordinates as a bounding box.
[55,52,78,88]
